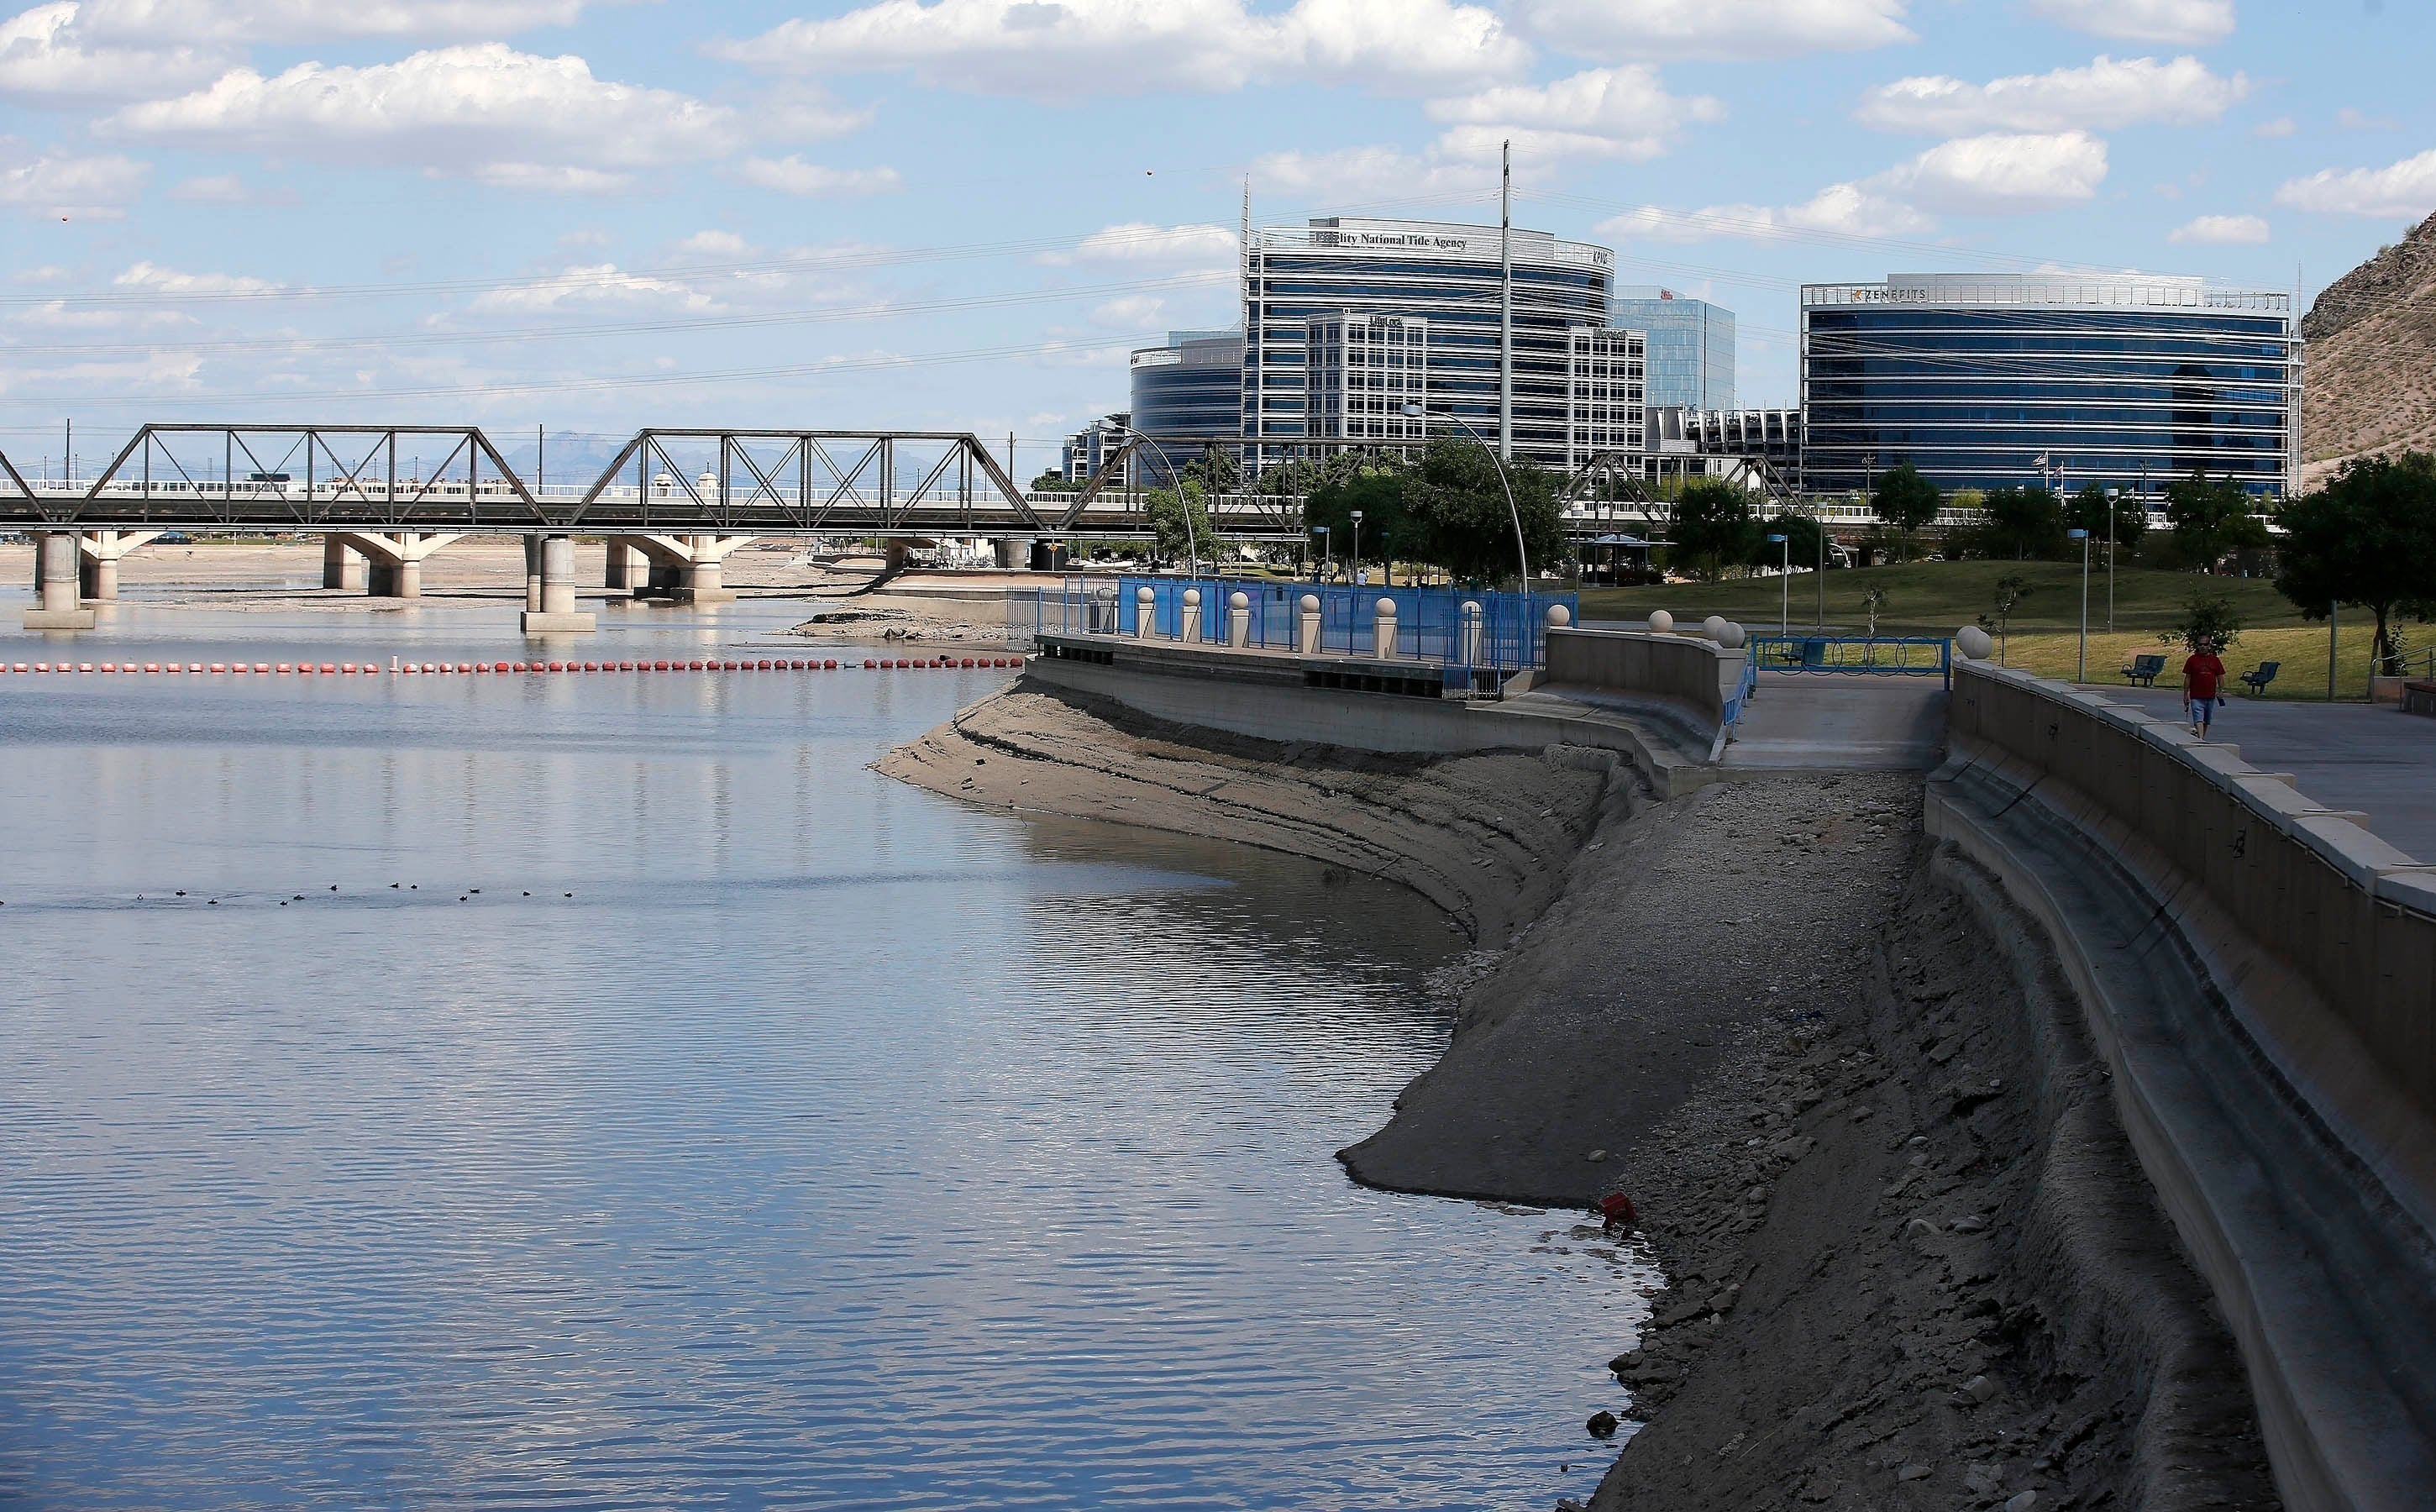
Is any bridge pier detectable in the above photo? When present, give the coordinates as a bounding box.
[604,538,643,595]
[627,533,751,604]
[77,529,163,601]
[521,534,595,633]
[25,531,96,629]
[322,536,365,591]
[337,531,466,601]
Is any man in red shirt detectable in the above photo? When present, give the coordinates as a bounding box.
[2183,638,2228,737]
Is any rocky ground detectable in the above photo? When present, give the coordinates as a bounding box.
[880,680,2279,1511]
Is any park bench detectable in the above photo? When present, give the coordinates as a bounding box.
[2121,653,2166,687]
[2240,661,2281,695]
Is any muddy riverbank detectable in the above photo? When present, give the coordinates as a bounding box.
[881,680,2277,1511]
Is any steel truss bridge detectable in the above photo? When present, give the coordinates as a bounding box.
[0,423,1845,541]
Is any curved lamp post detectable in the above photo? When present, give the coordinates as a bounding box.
[1113,423,1198,580]
[1400,402,1528,593]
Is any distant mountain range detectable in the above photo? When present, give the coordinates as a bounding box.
[2302,211,2436,486]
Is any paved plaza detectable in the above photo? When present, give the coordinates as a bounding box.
[2103,686,2435,862]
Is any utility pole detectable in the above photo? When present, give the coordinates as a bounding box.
[536,424,543,491]
[1499,139,1512,461]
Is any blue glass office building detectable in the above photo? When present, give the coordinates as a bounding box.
[1611,287,1734,411]
[1242,218,1614,467]
[1129,328,1245,449]
[1801,273,2294,497]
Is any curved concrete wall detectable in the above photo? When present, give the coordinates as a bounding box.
[1935,659,2436,1512]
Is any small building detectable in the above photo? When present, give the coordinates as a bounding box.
[1611,287,1735,411]
[1061,412,1132,485]
[1565,326,1648,470]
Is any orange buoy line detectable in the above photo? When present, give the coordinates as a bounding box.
[0,656,1028,677]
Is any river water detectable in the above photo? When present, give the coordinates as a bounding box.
[0,590,1649,1509]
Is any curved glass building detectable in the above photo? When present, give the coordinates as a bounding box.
[1242,218,1615,467]
[1129,328,1245,454]
[1801,273,2295,498]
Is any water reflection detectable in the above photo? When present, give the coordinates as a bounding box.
[0,606,1649,1509]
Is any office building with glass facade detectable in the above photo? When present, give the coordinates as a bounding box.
[1800,273,2295,498]
[1611,288,1734,411]
[1306,313,1431,444]
[1242,217,1615,467]
[1128,329,1245,462]
[1564,327,1647,469]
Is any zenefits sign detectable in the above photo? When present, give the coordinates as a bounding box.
[1846,286,1931,304]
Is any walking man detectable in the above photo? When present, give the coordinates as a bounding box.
[2182,636,2227,738]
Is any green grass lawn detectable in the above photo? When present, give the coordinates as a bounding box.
[1578,560,2307,637]
[1578,561,2430,701]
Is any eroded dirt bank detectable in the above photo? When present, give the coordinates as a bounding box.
[1585,847,2277,1510]
[881,683,2276,1510]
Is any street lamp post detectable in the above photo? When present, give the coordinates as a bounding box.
[1402,402,1529,595]
[2103,486,2118,633]
[1115,423,1197,579]
[2069,528,2091,683]
[1349,508,1364,586]
[1767,533,1789,638]
[1313,524,1331,583]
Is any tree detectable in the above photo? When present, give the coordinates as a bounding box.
[1143,480,1212,566]
[1669,477,1760,582]
[2067,481,2150,552]
[1977,573,2034,664]
[1747,512,1824,574]
[2275,451,2436,676]
[1861,585,1890,638]
[2169,590,2244,655]
[1028,469,1078,494]
[1400,435,1567,585]
[1971,486,2067,560]
[2163,471,2270,572]
[1873,463,1942,560]
[1305,465,1411,577]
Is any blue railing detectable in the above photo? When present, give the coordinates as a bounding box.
[1037,575,1576,688]
[1724,652,1758,727]
[1746,635,1953,689]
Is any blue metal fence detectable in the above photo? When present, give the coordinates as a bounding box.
[1037,575,1575,689]
[1746,634,1953,689]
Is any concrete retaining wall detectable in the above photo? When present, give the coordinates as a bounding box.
[1934,659,2436,1511]
[1948,661,2436,1117]
[1545,629,1726,725]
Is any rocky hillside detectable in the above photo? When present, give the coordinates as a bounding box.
[2302,210,2436,479]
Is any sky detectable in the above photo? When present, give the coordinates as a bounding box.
[2,0,2432,478]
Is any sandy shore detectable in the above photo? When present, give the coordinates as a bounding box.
[883,680,2277,1511]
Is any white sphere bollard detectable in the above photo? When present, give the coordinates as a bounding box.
[1183,588,1201,606]
[1297,592,1323,654]
[1647,610,1673,634]
[1134,583,1156,637]
[1229,591,1249,610]
[1714,621,1746,650]
[1300,594,1321,613]
[1701,614,1730,643]
[1226,590,1252,648]
[1377,596,1397,617]
[1137,586,1155,604]
[1546,603,1572,628]
[1956,625,1993,660]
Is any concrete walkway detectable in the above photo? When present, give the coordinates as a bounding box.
[1722,673,1950,772]
[2097,686,2434,861]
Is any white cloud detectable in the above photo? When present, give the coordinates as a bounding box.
[2024,0,2234,46]
[2253,116,2293,138]
[753,89,875,141]
[9,297,191,328]
[1870,129,2108,213]
[733,155,903,196]
[112,260,276,292]
[0,2,223,106]
[711,0,1530,97]
[0,144,147,216]
[71,0,589,44]
[2275,149,2436,219]
[1856,55,2243,134]
[1090,293,1167,328]
[2168,213,2268,244]
[466,263,717,315]
[2335,107,2396,132]
[1511,0,1910,60]
[1426,66,1723,161]
[1042,222,1238,266]
[1599,182,1930,243]
[1247,144,1501,200]
[105,45,741,187]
